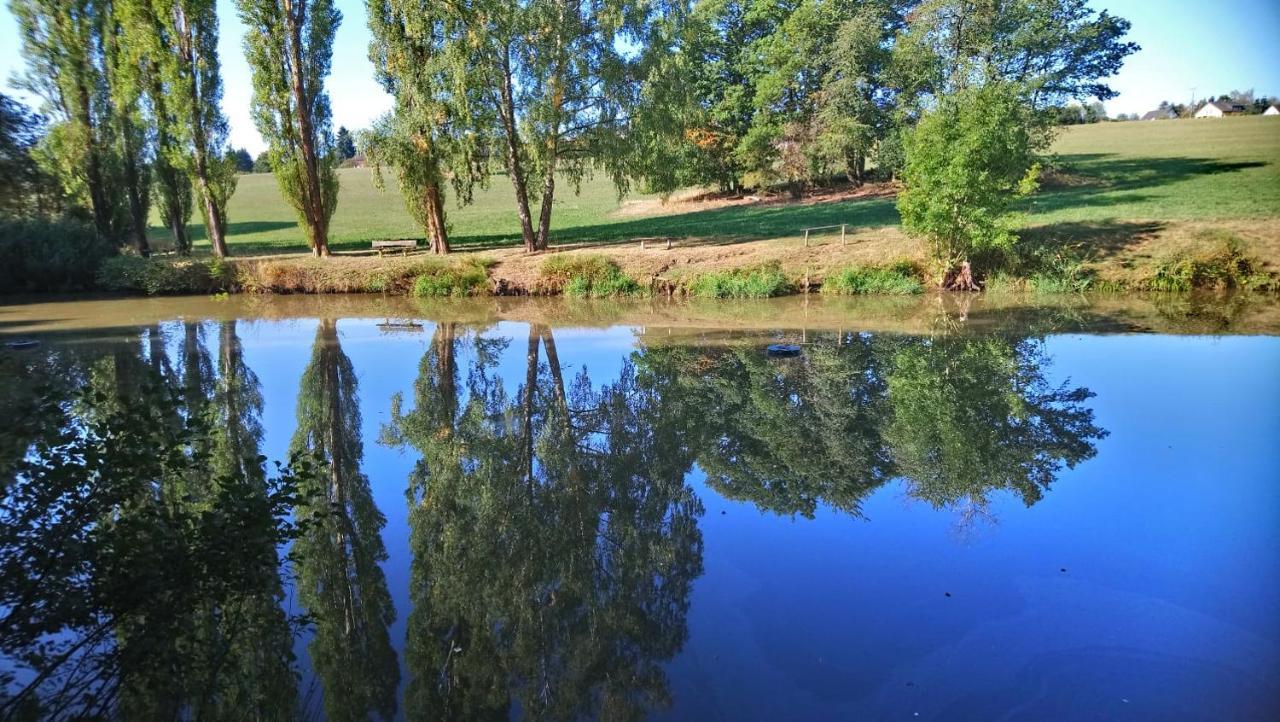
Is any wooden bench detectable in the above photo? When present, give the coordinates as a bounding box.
[372,239,418,256]
[800,224,848,247]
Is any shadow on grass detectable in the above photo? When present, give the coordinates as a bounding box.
[149,220,299,250]
[1024,154,1268,215]
[174,153,1266,257]
[454,194,901,251]
[1017,220,1166,262]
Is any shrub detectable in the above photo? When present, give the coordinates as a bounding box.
[0,216,115,292]
[540,254,642,297]
[97,256,231,295]
[411,260,489,297]
[822,261,924,295]
[1148,232,1269,292]
[685,263,792,298]
[898,81,1044,288]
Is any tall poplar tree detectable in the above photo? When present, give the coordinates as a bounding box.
[155,0,237,257]
[11,0,134,249]
[236,0,341,257]
[102,3,153,255]
[117,0,227,256]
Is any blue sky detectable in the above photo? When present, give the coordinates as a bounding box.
[1,0,1278,155]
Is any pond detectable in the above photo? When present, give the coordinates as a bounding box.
[1,294,1278,720]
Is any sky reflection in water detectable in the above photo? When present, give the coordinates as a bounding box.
[1,307,1277,721]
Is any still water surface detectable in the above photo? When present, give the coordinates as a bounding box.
[1,295,1278,720]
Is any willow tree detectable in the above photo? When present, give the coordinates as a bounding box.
[364,0,485,255]
[236,0,341,257]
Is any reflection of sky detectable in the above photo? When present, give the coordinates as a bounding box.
[212,321,1279,719]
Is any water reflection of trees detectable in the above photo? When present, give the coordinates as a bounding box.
[635,331,1107,521]
[383,323,704,722]
[0,324,300,721]
[291,318,400,722]
[1,317,1107,719]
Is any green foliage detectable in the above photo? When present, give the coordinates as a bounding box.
[822,262,924,295]
[0,93,65,217]
[0,346,311,718]
[893,0,1139,107]
[0,216,114,292]
[96,255,232,295]
[410,261,490,297]
[1148,232,1270,292]
[381,325,703,720]
[290,320,399,721]
[11,0,133,246]
[884,336,1104,510]
[685,263,793,298]
[236,0,341,255]
[540,254,643,297]
[898,82,1044,277]
[335,126,356,160]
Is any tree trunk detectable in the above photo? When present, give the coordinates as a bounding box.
[535,169,556,252]
[285,0,330,257]
[74,73,113,244]
[538,325,567,412]
[533,7,567,252]
[120,119,151,256]
[523,326,539,485]
[497,46,538,252]
[424,182,449,254]
[943,261,980,291]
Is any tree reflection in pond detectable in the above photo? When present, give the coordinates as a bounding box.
[383,323,705,721]
[0,328,304,721]
[634,331,1106,526]
[0,318,1108,720]
[290,319,399,722]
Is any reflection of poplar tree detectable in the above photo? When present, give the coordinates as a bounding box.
[2,333,306,720]
[290,319,399,722]
[385,325,703,722]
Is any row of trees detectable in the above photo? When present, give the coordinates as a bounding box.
[12,0,239,256]
[1,313,1105,718]
[360,0,1137,284]
[12,0,1137,275]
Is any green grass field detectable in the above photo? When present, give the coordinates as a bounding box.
[158,116,1280,255]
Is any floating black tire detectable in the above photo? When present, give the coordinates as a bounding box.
[5,340,40,350]
[766,344,801,357]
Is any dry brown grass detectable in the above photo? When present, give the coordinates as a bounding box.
[484,226,921,292]
[232,255,491,294]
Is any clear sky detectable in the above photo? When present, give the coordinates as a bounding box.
[1,0,1278,155]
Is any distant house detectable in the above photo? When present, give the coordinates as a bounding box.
[1141,107,1178,121]
[1265,105,1280,116]
[1194,100,1248,118]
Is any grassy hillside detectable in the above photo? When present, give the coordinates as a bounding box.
[156,116,1279,256]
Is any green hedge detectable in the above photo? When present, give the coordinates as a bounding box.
[0,216,115,292]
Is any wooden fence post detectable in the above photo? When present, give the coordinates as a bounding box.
[803,229,810,247]
[840,224,847,246]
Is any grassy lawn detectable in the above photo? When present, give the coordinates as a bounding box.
[156,116,1279,256]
